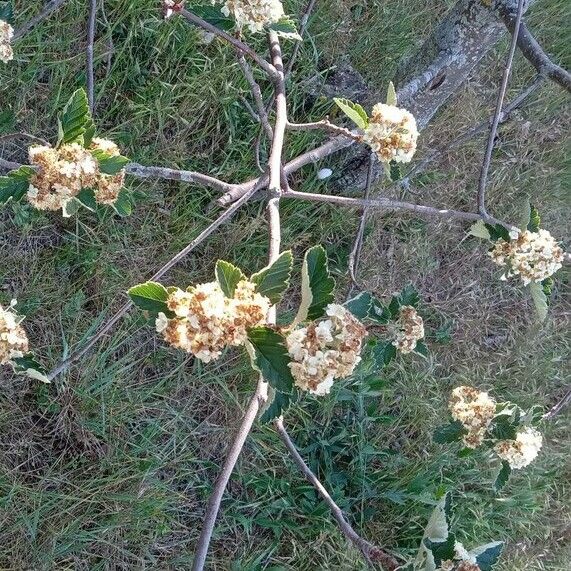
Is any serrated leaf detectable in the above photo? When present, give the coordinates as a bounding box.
[215,260,246,297]
[62,198,81,218]
[247,327,294,393]
[260,387,298,423]
[386,81,397,106]
[494,461,511,492]
[344,292,372,319]
[433,420,467,443]
[541,277,554,300]
[371,340,397,370]
[83,119,96,147]
[527,204,540,232]
[128,281,174,316]
[0,1,14,25]
[293,245,335,325]
[389,160,402,182]
[111,189,132,217]
[250,250,293,305]
[471,542,504,571]
[368,296,391,324]
[488,413,519,441]
[0,166,35,204]
[76,187,97,211]
[191,5,235,31]
[415,493,452,571]
[388,283,420,317]
[424,534,456,568]
[469,219,492,240]
[268,17,302,40]
[484,223,512,243]
[58,89,93,146]
[90,149,130,174]
[529,281,548,322]
[12,354,50,383]
[333,98,368,129]
[415,340,429,357]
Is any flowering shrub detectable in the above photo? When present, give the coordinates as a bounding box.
[221,0,285,33]
[391,304,425,354]
[0,16,13,63]
[435,385,544,490]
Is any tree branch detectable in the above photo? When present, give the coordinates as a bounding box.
[542,389,571,420]
[274,418,401,570]
[13,0,67,40]
[497,1,571,93]
[477,0,525,218]
[86,0,97,113]
[180,8,279,81]
[286,119,362,141]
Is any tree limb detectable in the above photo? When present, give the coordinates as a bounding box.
[13,0,67,40]
[497,1,571,93]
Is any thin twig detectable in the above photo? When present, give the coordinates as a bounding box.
[477,0,525,218]
[274,418,401,570]
[0,157,21,171]
[13,0,67,40]
[86,0,97,114]
[238,94,261,123]
[237,54,273,140]
[348,153,375,288]
[45,176,266,381]
[284,0,317,78]
[180,8,278,80]
[542,389,571,420]
[497,1,571,93]
[286,119,362,141]
[0,132,50,146]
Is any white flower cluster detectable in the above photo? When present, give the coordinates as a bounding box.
[162,0,184,19]
[285,304,367,396]
[362,103,418,163]
[0,19,13,63]
[494,426,543,469]
[392,305,424,354]
[0,301,29,366]
[449,386,496,448]
[489,229,564,285]
[28,138,126,213]
[220,0,284,33]
[439,542,480,571]
[156,280,270,362]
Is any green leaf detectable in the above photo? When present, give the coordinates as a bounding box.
[488,413,520,441]
[424,534,456,568]
[90,149,130,174]
[389,160,402,182]
[58,89,93,146]
[215,260,246,297]
[414,340,429,357]
[484,223,512,243]
[247,327,294,394]
[494,461,511,492]
[268,17,302,40]
[433,420,467,444]
[0,166,35,204]
[368,296,391,324]
[471,542,504,571]
[388,283,420,317]
[371,340,397,370]
[260,387,298,423]
[333,98,369,129]
[541,277,554,300]
[83,118,96,147]
[250,250,293,305]
[75,188,97,211]
[529,281,548,322]
[128,281,174,316]
[191,5,235,31]
[12,354,50,383]
[527,204,540,232]
[111,189,132,217]
[386,81,397,106]
[0,2,14,24]
[344,292,372,319]
[415,493,452,571]
[293,245,335,324]
[469,219,492,240]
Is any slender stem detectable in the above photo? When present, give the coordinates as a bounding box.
[46,177,265,381]
[13,0,67,40]
[180,9,279,80]
[86,0,97,114]
[286,119,362,141]
[0,132,50,146]
[477,0,525,218]
[497,1,571,93]
[348,153,375,288]
[0,158,21,171]
[543,389,571,420]
[274,418,401,570]
[284,0,317,78]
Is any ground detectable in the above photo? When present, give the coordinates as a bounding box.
[0,1,569,570]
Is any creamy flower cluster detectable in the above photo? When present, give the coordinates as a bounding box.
[0,19,13,63]
[0,302,29,366]
[285,304,367,396]
[449,386,496,448]
[489,229,564,285]
[163,0,184,18]
[439,541,480,571]
[220,0,284,33]
[362,103,418,163]
[392,305,424,354]
[494,426,543,469]
[156,280,270,362]
[27,138,126,212]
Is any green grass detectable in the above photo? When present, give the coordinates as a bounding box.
[1,1,570,570]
